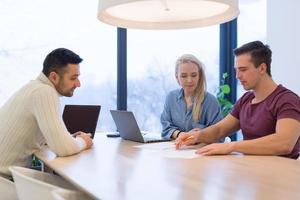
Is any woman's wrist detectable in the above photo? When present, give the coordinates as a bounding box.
[176,131,182,138]
[172,130,182,139]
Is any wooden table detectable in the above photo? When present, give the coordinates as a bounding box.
[35,134,300,200]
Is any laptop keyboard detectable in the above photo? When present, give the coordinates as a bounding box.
[144,137,171,143]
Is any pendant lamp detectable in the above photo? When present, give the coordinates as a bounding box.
[97,0,239,29]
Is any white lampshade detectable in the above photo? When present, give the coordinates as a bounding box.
[97,0,239,30]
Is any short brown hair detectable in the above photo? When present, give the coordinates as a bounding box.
[234,41,272,76]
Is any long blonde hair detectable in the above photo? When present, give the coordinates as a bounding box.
[175,54,207,122]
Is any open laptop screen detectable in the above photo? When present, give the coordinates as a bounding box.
[110,110,171,143]
[62,105,101,138]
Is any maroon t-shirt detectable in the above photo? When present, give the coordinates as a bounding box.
[231,85,300,159]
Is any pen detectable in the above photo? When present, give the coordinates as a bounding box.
[182,135,194,142]
[176,135,195,150]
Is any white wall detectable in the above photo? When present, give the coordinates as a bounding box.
[267,0,300,95]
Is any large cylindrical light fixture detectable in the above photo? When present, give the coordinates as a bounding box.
[97,0,239,29]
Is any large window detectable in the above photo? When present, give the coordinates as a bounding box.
[127,27,219,133]
[238,0,267,98]
[236,0,267,140]
[0,0,116,131]
[126,0,267,136]
[1,0,267,134]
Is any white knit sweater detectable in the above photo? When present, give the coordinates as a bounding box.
[0,72,86,178]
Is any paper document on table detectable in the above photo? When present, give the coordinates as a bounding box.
[161,148,200,159]
[135,141,175,150]
[134,142,201,159]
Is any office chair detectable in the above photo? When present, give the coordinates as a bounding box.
[0,175,18,200]
[52,188,95,200]
[9,166,87,200]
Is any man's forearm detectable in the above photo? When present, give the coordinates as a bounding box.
[231,119,300,156]
[198,125,225,144]
[197,114,240,144]
[231,134,293,156]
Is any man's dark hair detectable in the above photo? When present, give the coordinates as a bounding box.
[42,48,83,77]
[233,41,272,76]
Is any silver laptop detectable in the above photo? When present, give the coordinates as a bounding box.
[110,110,171,143]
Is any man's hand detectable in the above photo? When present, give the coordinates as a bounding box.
[195,142,234,156]
[72,131,85,137]
[175,128,201,149]
[75,132,93,149]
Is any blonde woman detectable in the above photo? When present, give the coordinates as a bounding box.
[161,54,222,139]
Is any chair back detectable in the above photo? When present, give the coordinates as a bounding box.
[52,188,91,200]
[10,166,77,200]
[0,176,18,200]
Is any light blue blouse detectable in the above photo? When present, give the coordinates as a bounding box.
[160,89,223,139]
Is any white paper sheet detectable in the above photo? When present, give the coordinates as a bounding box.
[160,148,200,159]
[134,142,175,150]
[134,142,203,159]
